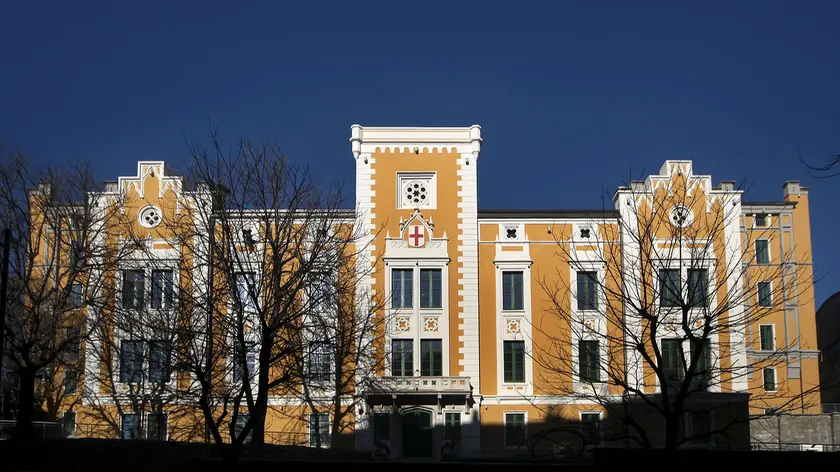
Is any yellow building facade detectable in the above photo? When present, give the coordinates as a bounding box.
[52,125,819,458]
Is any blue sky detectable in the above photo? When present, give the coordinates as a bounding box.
[1,1,838,305]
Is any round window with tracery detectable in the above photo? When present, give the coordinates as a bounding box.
[404,181,429,206]
[138,205,162,228]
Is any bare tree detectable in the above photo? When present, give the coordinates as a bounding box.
[0,148,130,439]
[532,171,818,451]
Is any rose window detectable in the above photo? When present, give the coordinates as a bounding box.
[139,206,162,228]
[404,181,429,206]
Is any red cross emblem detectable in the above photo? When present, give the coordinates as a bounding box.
[408,225,425,248]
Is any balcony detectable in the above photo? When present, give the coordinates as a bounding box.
[363,376,473,412]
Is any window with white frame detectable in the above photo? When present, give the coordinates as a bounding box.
[309,412,331,448]
[759,325,775,351]
[120,340,144,383]
[444,412,461,446]
[391,269,413,309]
[308,341,332,383]
[122,270,145,309]
[576,271,598,311]
[63,370,78,394]
[146,413,167,441]
[755,240,770,265]
[757,282,772,307]
[578,340,600,383]
[504,412,526,447]
[687,269,708,308]
[233,413,252,443]
[148,340,171,383]
[151,270,174,310]
[661,339,684,382]
[502,271,524,311]
[755,214,768,227]
[690,339,711,390]
[391,339,414,376]
[397,172,436,209]
[419,269,442,309]
[62,412,76,438]
[235,272,257,313]
[503,340,525,383]
[659,269,681,307]
[580,412,601,446]
[69,282,84,308]
[308,271,334,316]
[121,413,140,439]
[232,341,256,384]
[763,367,776,391]
[420,339,443,376]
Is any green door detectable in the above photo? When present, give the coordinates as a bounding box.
[402,410,433,458]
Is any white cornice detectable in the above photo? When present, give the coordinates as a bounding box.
[350,124,482,159]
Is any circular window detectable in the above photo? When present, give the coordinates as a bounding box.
[138,205,162,228]
[669,205,694,228]
[404,181,429,206]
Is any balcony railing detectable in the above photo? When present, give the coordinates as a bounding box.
[364,376,471,395]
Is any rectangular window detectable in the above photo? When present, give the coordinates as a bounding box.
[578,340,600,383]
[122,270,145,309]
[687,269,708,307]
[687,411,712,444]
[419,269,442,309]
[120,340,144,383]
[444,412,461,446]
[503,340,525,383]
[65,326,81,357]
[576,271,598,311]
[234,413,252,443]
[760,325,775,351]
[63,370,77,395]
[69,282,84,307]
[758,282,772,307]
[309,272,333,314]
[391,339,413,376]
[121,413,140,439]
[235,272,257,312]
[309,412,330,448]
[232,341,256,383]
[391,269,413,309]
[308,342,332,383]
[151,270,174,310]
[690,339,711,390]
[580,412,601,446]
[504,413,526,447]
[763,368,776,391]
[373,412,390,444]
[659,269,681,307]
[420,339,443,376]
[502,271,524,311]
[661,339,684,382]
[62,412,76,438]
[755,214,768,227]
[755,240,770,265]
[148,340,171,383]
[146,413,167,441]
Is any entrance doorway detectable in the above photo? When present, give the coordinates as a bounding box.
[402,409,433,458]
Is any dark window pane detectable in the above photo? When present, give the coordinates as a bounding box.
[505,413,525,447]
[392,269,413,309]
[444,412,461,446]
[580,413,601,445]
[65,326,81,357]
[121,413,140,440]
[758,282,772,307]
[151,270,174,309]
[690,339,711,390]
[309,413,330,448]
[760,325,774,351]
[503,341,525,383]
[659,269,681,307]
[391,340,413,376]
[373,413,390,444]
[233,341,256,383]
[755,214,767,227]
[763,368,776,391]
[149,340,171,383]
[687,269,708,307]
[756,240,770,265]
[578,340,600,382]
[63,370,77,394]
[309,342,331,383]
[147,413,167,441]
[503,272,524,311]
[661,339,684,382]
[122,270,145,309]
[421,339,442,376]
[235,272,257,312]
[70,283,84,307]
[577,271,598,311]
[63,412,76,437]
[420,269,442,309]
[120,340,144,383]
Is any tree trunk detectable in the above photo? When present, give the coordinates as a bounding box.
[664,414,679,450]
[14,369,36,440]
[249,398,266,445]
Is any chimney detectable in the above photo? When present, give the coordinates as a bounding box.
[783,181,808,198]
[719,180,736,192]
